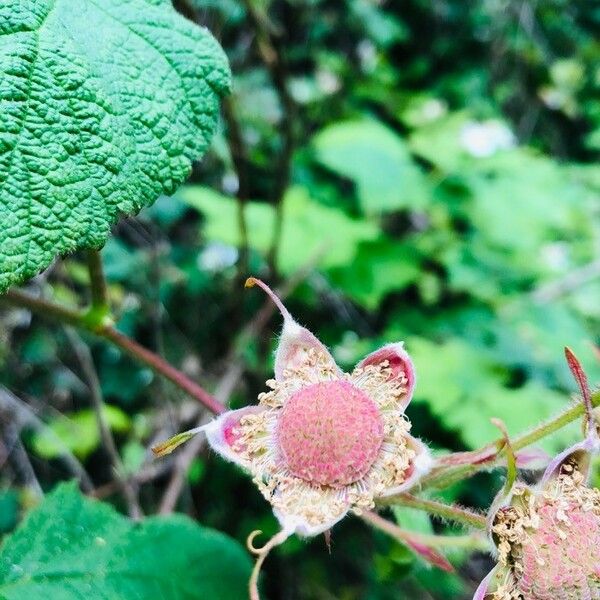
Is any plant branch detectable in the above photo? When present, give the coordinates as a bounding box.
[99,326,224,415]
[361,510,488,550]
[378,494,487,530]
[86,249,109,314]
[0,386,93,491]
[4,288,84,327]
[419,389,600,491]
[65,328,142,519]
[2,289,223,415]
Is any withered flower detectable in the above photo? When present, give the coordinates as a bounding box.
[154,278,432,537]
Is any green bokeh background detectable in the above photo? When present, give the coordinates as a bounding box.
[1,0,599,598]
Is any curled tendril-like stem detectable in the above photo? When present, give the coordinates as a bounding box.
[245,277,293,322]
[246,528,292,600]
[247,530,268,554]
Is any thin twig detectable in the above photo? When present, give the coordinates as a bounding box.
[157,363,241,514]
[531,257,600,302]
[81,251,143,515]
[239,0,296,274]
[0,386,93,491]
[2,289,223,415]
[222,96,250,279]
[65,328,142,519]
[0,412,43,499]
[91,458,174,500]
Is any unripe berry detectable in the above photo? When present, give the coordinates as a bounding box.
[277,380,384,487]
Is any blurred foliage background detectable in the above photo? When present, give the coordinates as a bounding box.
[1,0,599,598]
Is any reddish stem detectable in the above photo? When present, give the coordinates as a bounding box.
[2,288,223,415]
[100,327,224,415]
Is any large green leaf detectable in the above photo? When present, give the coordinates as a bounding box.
[180,185,379,274]
[0,483,251,599]
[312,120,429,213]
[0,0,230,293]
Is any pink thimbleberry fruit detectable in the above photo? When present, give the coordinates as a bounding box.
[199,278,432,537]
[277,380,384,487]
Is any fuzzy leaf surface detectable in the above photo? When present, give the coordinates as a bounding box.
[0,0,230,292]
[0,483,251,599]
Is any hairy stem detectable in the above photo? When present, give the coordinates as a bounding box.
[378,493,487,530]
[361,510,488,550]
[99,326,224,414]
[420,389,600,491]
[510,389,600,451]
[2,289,223,415]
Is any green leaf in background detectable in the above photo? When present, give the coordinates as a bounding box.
[101,238,150,283]
[0,483,252,600]
[180,185,378,274]
[408,111,474,171]
[497,302,600,388]
[312,120,429,212]
[468,150,589,252]
[349,0,409,48]
[0,0,230,293]
[328,239,421,310]
[190,0,246,25]
[393,506,434,536]
[397,94,448,129]
[31,405,130,460]
[408,336,577,452]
